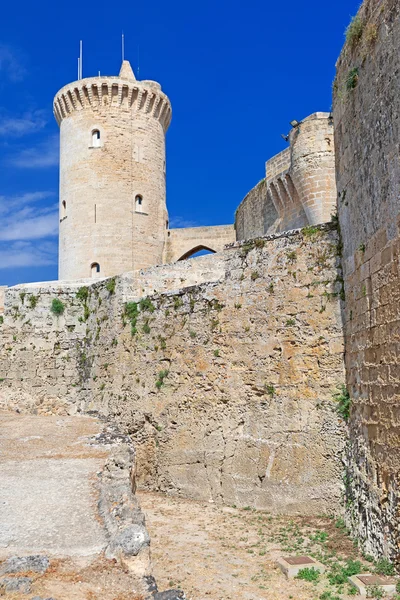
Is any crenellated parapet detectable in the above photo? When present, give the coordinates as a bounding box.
[53,77,172,132]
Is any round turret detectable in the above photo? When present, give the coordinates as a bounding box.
[289,112,336,225]
[54,60,172,280]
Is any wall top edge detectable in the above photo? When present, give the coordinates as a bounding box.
[54,77,168,102]
[168,224,234,234]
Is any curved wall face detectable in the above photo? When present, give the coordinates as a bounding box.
[235,179,280,241]
[235,113,336,241]
[56,77,171,280]
[290,113,336,225]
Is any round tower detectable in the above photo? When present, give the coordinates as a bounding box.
[54,60,172,280]
[289,112,336,225]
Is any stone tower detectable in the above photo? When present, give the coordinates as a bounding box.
[54,60,172,280]
[289,112,336,225]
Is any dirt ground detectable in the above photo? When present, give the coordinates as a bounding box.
[140,491,372,600]
[0,556,147,599]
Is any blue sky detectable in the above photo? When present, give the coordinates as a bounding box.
[0,0,360,286]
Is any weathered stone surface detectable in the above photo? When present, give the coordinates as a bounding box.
[0,555,49,575]
[153,591,186,600]
[334,0,400,562]
[109,525,150,557]
[0,576,32,593]
[0,228,346,515]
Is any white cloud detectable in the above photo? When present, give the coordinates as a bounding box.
[0,191,53,216]
[0,45,26,82]
[0,191,58,269]
[0,110,48,137]
[0,240,57,269]
[0,210,58,241]
[10,135,59,168]
[0,191,58,241]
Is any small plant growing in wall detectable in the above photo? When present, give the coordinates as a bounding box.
[76,286,89,302]
[19,292,26,305]
[334,384,351,421]
[0,316,3,325]
[286,250,297,263]
[286,318,295,326]
[142,320,151,334]
[174,297,183,311]
[302,225,320,238]
[364,22,378,46]
[50,298,65,316]
[28,294,39,309]
[213,349,220,357]
[265,384,276,397]
[346,68,359,91]
[251,271,259,281]
[345,14,364,48]
[139,297,155,313]
[124,302,139,335]
[156,369,169,390]
[106,277,116,294]
[158,335,167,350]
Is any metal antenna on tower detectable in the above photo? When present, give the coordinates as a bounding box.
[79,40,83,79]
[122,32,125,62]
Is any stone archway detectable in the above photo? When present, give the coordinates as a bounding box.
[177,245,216,261]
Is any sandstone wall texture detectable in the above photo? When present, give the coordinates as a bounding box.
[235,113,336,240]
[164,225,235,262]
[333,0,400,561]
[55,61,171,281]
[0,287,7,314]
[0,227,345,514]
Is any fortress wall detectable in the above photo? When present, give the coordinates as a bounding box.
[234,179,280,241]
[0,287,7,313]
[0,229,345,514]
[334,0,400,559]
[266,148,291,181]
[235,114,336,240]
[0,226,345,513]
[163,225,235,263]
[119,253,226,299]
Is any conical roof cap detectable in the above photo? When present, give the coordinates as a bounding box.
[119,60,136,81]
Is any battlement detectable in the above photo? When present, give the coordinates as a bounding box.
[53,77,172,132]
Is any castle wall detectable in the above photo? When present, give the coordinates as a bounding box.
[235,114,336,240]
[56,71,171,281]
[0,226,345,514]
[164,225,235,263]
[333,0,400,560]
[0,287,7,314]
